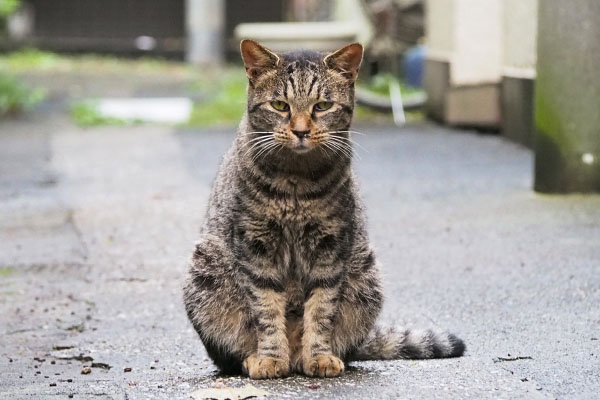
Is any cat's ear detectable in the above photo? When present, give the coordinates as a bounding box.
[240,39,280,81]
[323,43,363,82]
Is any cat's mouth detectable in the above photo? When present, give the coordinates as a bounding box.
[291,140,313,154]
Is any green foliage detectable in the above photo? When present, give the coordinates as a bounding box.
[70,101,130,127]
[0,49,53,118]
[359,73,422,97]
[0,267,16,276]
[0,0,20,18]
[187,70,248,127]
[0,74,45,116]
[0,48,63,71]
[0,48,185,75]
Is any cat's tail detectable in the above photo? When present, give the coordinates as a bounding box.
[351,326,465,361]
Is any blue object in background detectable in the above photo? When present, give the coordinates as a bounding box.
[403,45,425,88]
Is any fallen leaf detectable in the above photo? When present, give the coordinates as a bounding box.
[189,384,269,400]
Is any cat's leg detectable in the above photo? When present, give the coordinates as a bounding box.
[299,286,347,377]
[183,234,257,374]
[240,286,290,379]
[184,234,291,378]
[293,247,383,377]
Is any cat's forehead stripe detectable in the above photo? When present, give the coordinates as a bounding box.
[288,75,296,92]
[308,75,318,97]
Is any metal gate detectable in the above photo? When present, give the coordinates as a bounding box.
[27,0,185,56]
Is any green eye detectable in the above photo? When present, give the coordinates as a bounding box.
[314,101,333,111]
[271,100,289,111]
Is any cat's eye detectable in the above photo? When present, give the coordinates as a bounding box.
[314,101,333,111]
[271,100,289,111]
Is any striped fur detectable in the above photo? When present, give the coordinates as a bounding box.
[183,40,465,379]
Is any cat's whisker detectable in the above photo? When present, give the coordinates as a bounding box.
[239,131,277,136]
[274,143,285,157]
[262,142,282,160]
[324,140,353,160]
[242,136,275,147]
[326,144,345,160]
[328,143,352,160]
[328,134,364,149]
[328,130,367,136]
[328,135,369,154]
[246,136,275,145]
[318,145,333,162]
[326,135,354,147]
[251,141,279,163]
[328,138,358,160]
[242,138,273,155]
[242,137,274,158]
[240,137,275,149]
[255,142,280,163]
[251,138,276,154]
[320,142,339,159]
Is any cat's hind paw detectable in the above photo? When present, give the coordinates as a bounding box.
[242,354,290,379]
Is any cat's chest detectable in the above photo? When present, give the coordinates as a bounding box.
[276,218,322,265]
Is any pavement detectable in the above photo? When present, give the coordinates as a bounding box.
[0,113,599,399]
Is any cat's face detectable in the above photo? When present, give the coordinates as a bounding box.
[241,40,362,155]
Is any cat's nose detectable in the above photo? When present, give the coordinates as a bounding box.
[292,130,310,139]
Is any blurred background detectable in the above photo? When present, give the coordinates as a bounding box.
[0,0,598,191]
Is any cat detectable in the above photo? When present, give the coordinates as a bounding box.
[183,39,465,379]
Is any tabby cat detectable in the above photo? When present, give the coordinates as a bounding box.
[183,40,465,379]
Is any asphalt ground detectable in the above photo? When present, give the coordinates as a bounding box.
[1,115,599,399]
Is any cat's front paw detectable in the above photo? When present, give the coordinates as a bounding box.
[242,354,290,379]
[302,354,344,377]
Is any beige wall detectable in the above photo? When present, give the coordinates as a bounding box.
[452,0,503,85]
[425,0,455,60]
[426,0,537,84]
[502,0,538,78]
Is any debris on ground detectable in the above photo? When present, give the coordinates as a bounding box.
[51,352,93,362]
[493,356,533,363]
[52,345,75,351]
[91,362,112,370]
[189,384,270,400]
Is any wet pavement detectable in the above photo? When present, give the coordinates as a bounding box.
[1,115,599,399]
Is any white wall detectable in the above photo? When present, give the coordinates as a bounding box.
[502,0,538,78]
[452,0,503,85]
[426,0,537,85]
[425,0,455,61]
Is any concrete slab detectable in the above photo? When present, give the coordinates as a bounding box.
[96,98,193,124]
